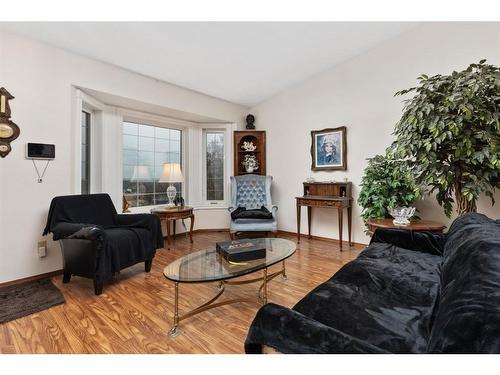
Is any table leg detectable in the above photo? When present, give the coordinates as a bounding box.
[166,219,171,250]
[173,219,176,239]
[348,206,353,246]
[189,214,194,243]
[296,203,301,243]
[338,208,343,251]
[169,282,180,337]
[282,260,287,279]
[307,206,312,239]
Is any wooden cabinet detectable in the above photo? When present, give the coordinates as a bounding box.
[233,130,266,176]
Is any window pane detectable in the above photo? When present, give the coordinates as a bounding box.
[170,129,181,141]
[206,131,224,201]
[155,138,170,152]
[123,122,138,135]
[155,127,170,139]
[138,124,155,137]
[123,134,138,150]
[137,194,154,207]
[138,136,154,151]
[138,151,154,166]
[123,150,138,166]
[81,111,91,195]
[155,152,169,166]
[122,122,182,208]
[170,140,180,153]
[170,152,181,164]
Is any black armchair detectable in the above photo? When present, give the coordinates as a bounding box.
[43,194,164,295]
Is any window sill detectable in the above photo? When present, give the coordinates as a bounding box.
[125,204,228,214]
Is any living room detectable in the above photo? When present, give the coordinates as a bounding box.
[1,0,500,372]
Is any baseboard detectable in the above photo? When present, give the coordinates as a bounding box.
[0,269,63,288]
[277,230,367,248]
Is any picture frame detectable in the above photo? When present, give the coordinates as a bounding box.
[310,126,347,171]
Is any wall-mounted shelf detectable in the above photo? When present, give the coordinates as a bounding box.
[233,130,266,176]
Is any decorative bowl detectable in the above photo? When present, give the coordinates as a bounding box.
[388,206,416,226]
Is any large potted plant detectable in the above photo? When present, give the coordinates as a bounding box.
[393,60,500,216]
[358,153,422,224]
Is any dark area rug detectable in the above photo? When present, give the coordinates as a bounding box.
[0,278,65,324]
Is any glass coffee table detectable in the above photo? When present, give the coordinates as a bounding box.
[163,238,296,337]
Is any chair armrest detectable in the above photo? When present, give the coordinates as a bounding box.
[370,228,445,256]
[245,303,388,354]
[49,222,100,241]
[67,225,106,242]
[115,213,164,249]
[228,206,236,213]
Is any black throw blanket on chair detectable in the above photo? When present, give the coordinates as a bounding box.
[43,194,163,277]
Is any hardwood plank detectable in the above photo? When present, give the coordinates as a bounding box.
[0,232,363,353]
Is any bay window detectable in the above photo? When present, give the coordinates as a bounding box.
[122,121,182,207]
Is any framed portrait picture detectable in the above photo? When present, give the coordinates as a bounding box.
[310,126,347,171]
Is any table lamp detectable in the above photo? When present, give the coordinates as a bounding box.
[159,163,184,207]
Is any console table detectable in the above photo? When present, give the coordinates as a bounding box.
[296,182,353,250]
[151,206,194,249]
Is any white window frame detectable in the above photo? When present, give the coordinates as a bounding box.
[80,108,92,194]
[202,129,226,205]
[200,123,233,208]
[73,89,105,194]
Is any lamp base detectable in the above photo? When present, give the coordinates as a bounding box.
[166,184,177,207]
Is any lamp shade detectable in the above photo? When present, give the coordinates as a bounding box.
[131,166,151,181]
[159,163,184,183]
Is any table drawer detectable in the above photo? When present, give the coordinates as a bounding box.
[156,210,193,220]
[297,198,341,208]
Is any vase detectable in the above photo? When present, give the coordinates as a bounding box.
[246,166,254,173]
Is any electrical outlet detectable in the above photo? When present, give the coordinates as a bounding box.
[37,240,47,258]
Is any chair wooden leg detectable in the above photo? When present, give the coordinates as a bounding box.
[230,232,235,240]
[94,279,103,295]
[145,259,153,272]
[62,271,71,283]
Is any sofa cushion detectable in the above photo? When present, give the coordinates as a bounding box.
[293,243,442,353]
[427,213,500,353]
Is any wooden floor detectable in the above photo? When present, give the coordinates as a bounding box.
[0,232,364,354]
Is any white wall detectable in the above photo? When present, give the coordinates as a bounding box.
[251,22,500,245]
[0,31,247,283]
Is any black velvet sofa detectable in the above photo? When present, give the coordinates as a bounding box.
[43,194,164,295]
[245,213,500,353]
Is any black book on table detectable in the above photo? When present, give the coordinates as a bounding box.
[216,239,266,263]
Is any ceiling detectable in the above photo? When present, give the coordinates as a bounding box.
[0,22,420,107]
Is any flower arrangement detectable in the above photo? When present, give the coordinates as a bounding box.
[242,154,259,173]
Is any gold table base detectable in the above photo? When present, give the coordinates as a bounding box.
[168,260,287,337]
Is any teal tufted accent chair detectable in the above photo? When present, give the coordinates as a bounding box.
[228,175,278,237]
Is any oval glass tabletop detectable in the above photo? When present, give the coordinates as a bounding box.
[163,238,296,283]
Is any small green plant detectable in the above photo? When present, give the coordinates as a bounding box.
[358,153,422,224]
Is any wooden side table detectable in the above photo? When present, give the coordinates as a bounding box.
[151,206,194,249]
[367,218,446,235]
[296,196,353,250]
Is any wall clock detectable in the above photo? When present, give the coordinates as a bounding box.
[0,87,20,158]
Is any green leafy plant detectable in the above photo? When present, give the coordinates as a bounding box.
[393,60,500,217]
[358,153,422,224]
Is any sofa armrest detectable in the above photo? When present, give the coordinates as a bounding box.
[370,228,445,256]
[245,303,388,354]
[115,213,164,249]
